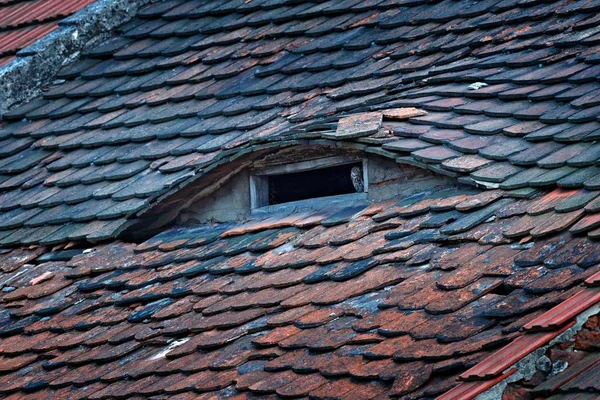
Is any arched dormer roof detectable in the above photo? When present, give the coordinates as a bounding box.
[1,0,600,247]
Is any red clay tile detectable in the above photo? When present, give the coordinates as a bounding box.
[327,112,383,139]
[247,370,298,394]
[523,288,600,331]
[275,373,327,397]
[527,188,579,216]
[390,361,433,397]
[529,210,585,237]
[0,354,37,372]
[570,213,600,234]
[438,368,517,400]
[308,378,363,399]
[252,325,302,347]
[460,323,575,380]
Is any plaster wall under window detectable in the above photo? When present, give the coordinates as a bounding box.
[177,150,456,224]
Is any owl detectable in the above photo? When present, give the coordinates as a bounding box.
[351,166,364,193]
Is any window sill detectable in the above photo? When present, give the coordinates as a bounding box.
[251,192,368,217]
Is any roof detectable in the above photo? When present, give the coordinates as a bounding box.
[0,0,600,246]
[1,188,599,399]
[2,0,600,398]
[0,0,97,67]
[499,294,600,399]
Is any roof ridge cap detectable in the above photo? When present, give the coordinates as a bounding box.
[0,0,151,117]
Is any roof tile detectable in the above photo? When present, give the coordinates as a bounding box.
[2,1,600,398]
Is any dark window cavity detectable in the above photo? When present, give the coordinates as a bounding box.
[267,162,363,205]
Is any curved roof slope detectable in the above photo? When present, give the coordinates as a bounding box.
[0,0,97,66]
[1,189,600,399]
[1,0,600,246]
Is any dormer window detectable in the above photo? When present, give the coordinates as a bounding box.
[169,144,455,225]
[250,156,368,210]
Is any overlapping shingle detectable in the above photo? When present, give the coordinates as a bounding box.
[0,0,599,246]
[0,189,599,399]
[497,303,600,399]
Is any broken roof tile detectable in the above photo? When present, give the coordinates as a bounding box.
[324,112,383,140]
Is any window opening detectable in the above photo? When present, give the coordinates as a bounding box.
[250,157,367,209]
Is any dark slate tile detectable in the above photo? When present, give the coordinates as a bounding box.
[441,198,512,235]
[412,146,460,164]
[0,207,42,229]
[382,139,434,152]
[0,168,44,191]
[555,190,600,213]
[529,167,577,187]
[514,234,570,267]
[0,227,41,246]
[524,123,570,142]
[84,36,133,57]
[44,182,108,206]
[21,225,68,246]
[196,131,246,153]
[499,167,548,190]
[56,58,104,79]
[482,102,529,118]
[112,169,194,200]
[127,298,174,322]
[553,122,600,142]
[328,259,378,281]
[557,166,600,189]
[555,82,600,102]
[399,131,453,149]
[463,119,516,135]
[567,144,600,167]
[442,155,492,173]
[540,60,591,84]
[137,0,186,17]
[513,102,560,121]
[471,162,523,183]
[85,219,131,242]
[96,198,147,219]
[321,206,366,227]
[444,136,498,155]
[453,99,498,115]
[486,66,541,85]
[420,210,462,228]
[503,121,547,138]
[478,138,532,161]
[528,84,574,101]
[2,98,51,121]
[570,87,600,108]
[23,204,79,227]
[0,149,52,174]
[582,169,600,190]
[54,166,100,187]
[508,142,564,166]
[537,143,590,168]
[0,138,34,158]
[568,107,600,123]
[540,105,579,124]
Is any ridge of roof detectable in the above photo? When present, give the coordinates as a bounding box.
[0,0,97,67]
[0,0,151,114]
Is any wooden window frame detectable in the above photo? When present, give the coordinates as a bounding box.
[249,155,368,210]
